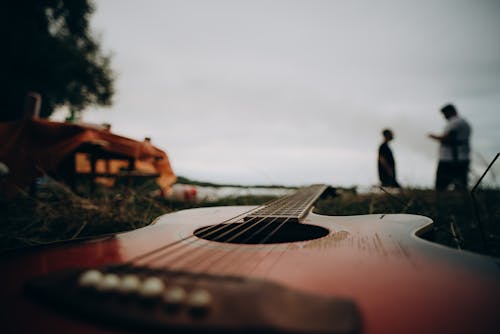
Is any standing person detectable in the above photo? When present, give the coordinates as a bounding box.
[428,104,471,190]
[378,129,400,188]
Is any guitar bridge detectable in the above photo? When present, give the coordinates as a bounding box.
[26,266,361,333]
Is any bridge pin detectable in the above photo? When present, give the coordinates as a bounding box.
[163,286,186,306]
[187,289,212,312]
[138,277,165,298]
[78,269,103,288]
[96,273,120,292]
[118,274,141,294]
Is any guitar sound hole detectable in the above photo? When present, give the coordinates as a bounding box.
[194,222,329,244]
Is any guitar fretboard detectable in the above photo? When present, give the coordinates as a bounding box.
[244,184,327,223]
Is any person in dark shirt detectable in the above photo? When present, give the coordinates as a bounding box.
[378,129,400,188]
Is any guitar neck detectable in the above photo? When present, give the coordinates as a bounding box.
[244,184,328,223]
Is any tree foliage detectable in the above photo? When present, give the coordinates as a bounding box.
[1,0,114,121]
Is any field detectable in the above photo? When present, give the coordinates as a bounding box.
[1,178,499,258]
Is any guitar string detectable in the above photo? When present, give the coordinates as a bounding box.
[167,214,284,272]
[156,216,286,293]
[127,207,256,266]
[157,188,320,274]
[129,210,272,265]
[157,190,312,271]
[117,186,323,286]
[180,199,300,274]
[197,218,291,277]
[107,186,323,307]
[201,187,326,276]
[143,185,324,308]
[149,185,315,268]
[165,206,302,291]
[253,240,292,278]
[202,214,298,277]
[151,195,301,270]
[128,190,298,267]
[180,195,316,289]
[175,196,306,274]
[122,189,291,263]
[242,216,302,276]
[112,211,281,279]
[196,195,304,247]
[141,215,275,269]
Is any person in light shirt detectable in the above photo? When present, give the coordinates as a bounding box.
[428,104,471,190]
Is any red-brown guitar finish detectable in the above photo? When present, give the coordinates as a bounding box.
[2,206,500,333]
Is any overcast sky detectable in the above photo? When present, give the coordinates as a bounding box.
[52,0,500,187]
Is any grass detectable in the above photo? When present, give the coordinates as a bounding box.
[1,178,499,258]
[0,178,276,252]
[0,180,170,250]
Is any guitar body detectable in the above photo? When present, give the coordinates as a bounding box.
[2,205,500,334]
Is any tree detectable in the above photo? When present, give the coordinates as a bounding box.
[1,0,114,121]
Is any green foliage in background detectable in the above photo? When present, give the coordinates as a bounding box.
[1,0,114,121]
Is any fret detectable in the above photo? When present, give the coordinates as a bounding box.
[244,184,327,223]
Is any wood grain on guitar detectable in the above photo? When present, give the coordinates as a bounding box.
[1,185,499,333]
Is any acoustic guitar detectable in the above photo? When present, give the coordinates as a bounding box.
[1,185,499,333]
